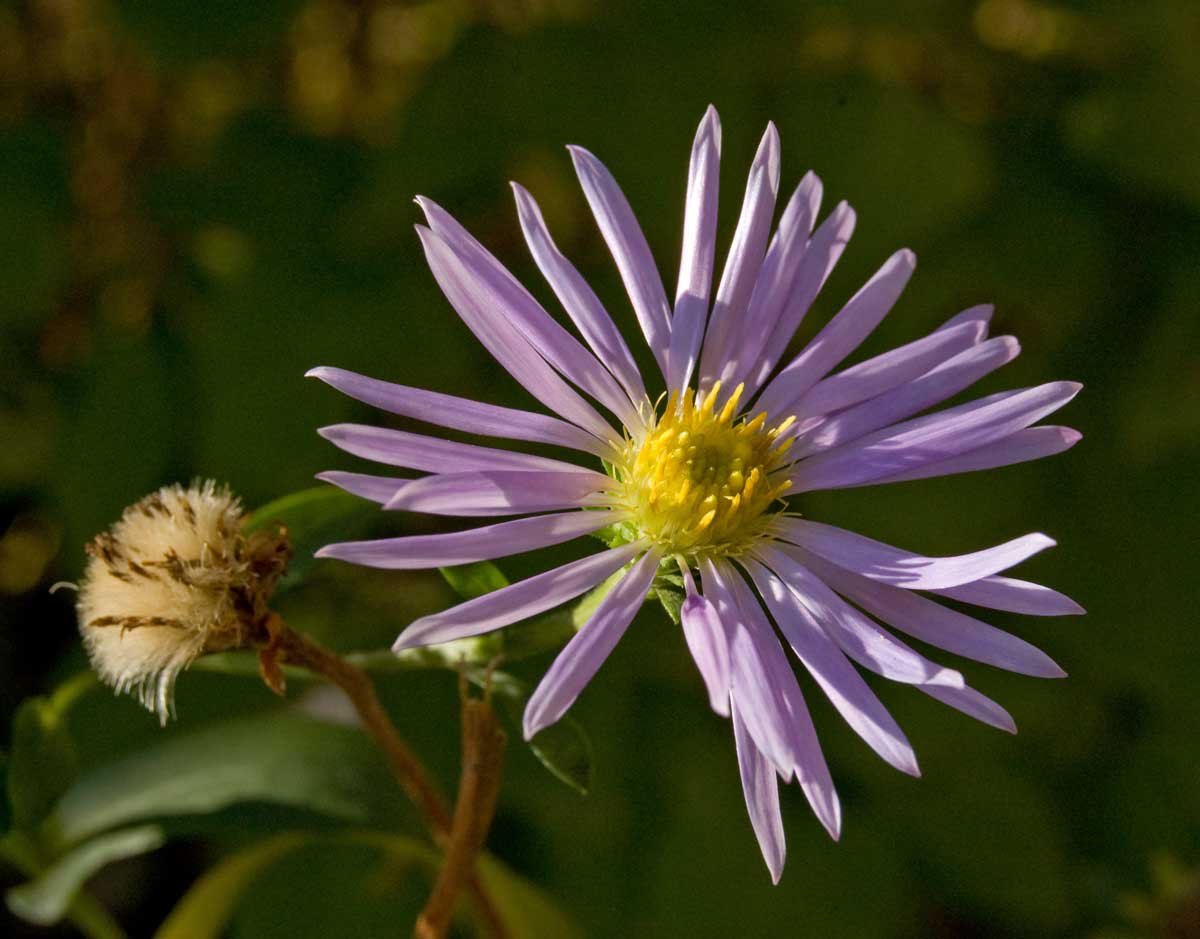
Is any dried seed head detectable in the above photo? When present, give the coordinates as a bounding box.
[76,481,290,723]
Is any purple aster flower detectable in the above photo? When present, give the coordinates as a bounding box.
[309,106,1083,882]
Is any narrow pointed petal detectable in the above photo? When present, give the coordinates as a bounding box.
[318,423,590,476]
[746,560,920,777]
[698,123,781,387]
[757,249,917,417]
[776,518,1056,591]
[937,303,994,336]
[679,574,731,716]
[919,683,1017,733]
[418,202,640,429]
[417,226,618,444]
[789,381,1082,492]
[316,510,621,570]
[511,183,647,409]
[569,145,672,379]
[523,549,662,738]
[788,320,985,420]
[790,336,1022,460]
[306,366,610,458]
[755,544,964,687]
[316,470,407,504]
[722,565,842,839]
[932,575,1085,616]
[748,201,857,395]
[701,558,797,775]
[385,469,614,517]
[795,547,1067,677]
[393,542,645,651]
[732,702,786,882]
[667,105,722,391]
[858,426,1082,487]
[725,172,823,387]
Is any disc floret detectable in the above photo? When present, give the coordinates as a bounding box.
[614,382,793,559]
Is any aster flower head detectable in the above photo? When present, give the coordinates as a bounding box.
[76,481,290,723]
[311,106,1082,881]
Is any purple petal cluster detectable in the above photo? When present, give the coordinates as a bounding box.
[310,106,1082,882]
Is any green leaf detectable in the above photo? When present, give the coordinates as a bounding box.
[6,674,93,831]
[476,853,584,939]
[52,712,400,847]
[243,486,375,589]
[480,670,593,796]
[0,751,11,835]
[439,561,508,600]
[655,584,686,625]
[6,825,164,926]
[154,833,313,939]
[155,831,436,939]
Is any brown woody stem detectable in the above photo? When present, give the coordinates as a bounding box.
[415,674,508,939]
[255,615,508,938]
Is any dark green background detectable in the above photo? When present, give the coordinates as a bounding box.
[2,0,1197,935]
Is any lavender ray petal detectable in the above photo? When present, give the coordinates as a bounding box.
[317,423,592,476]
[393,542,645,651]
[701,558,797,775]
[568,145,672,379]
[918,683,1017,733]
[384,469,616,517]
[698,123,781,388]
[755,544,964,687]
[522,548,662,738]
[416,226,618,444]
[788,380,1082,492]
[936,303,994,336]
[776,518,1057,590]
[853,426,1082,487]
[788,320,985,420]
[418,201,640,429]
[931,575,1085,616]
[722,564,842,838]
[723,172,823,388]
[731,701,787,882]
[756,249,917,418]
[307,366,613,458]
[747,202,857,396]
[315,510,622,570]
[667,105,722,391]
[316,470,409,504]
[793,546,1067,677]
[680,581,731,716]
[511,183,648,409]
[791,335,1021,460]
[745,559,920,777]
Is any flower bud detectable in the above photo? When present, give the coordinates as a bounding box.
[76,481,290,723]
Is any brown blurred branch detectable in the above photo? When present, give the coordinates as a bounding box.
[255,614,508,938]
[415,674,508,939]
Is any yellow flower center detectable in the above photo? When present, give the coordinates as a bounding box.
[614,382,794,559]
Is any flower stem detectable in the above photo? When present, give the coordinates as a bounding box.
[257,615,508,937]
[415,675,507,939]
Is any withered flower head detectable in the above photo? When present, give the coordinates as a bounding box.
[76,481,290,723]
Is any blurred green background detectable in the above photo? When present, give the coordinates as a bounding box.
[2,0,1198,935]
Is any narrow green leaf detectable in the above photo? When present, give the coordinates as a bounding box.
[52,713,399,846]
[0,751,11,835]
[154,833,312,939]
[6,825,164,926]
[7,697,79,831]
[655,584,686,624]
[479,670,594,796]
[439,561,509,600]
[476,854,584,939]
[243,486,375,588]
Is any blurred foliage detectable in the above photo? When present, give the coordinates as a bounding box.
[1,0,1198,936]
